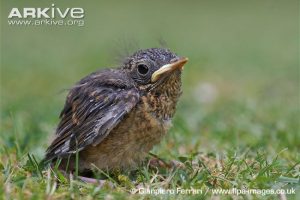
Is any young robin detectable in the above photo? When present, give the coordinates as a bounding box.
[44,48,188,174]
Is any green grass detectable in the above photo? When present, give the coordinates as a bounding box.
[1,0,299,199]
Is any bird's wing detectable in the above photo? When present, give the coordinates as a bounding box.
[45,71,139,161]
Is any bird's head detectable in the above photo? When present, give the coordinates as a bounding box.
[122,48,188,95]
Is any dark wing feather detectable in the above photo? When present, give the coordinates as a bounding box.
[45,70,139,161]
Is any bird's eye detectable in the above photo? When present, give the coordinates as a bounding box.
[137,64,149,75]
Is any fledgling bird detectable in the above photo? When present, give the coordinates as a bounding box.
[45,48,188,173]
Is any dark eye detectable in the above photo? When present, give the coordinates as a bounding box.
[137,64,149,75]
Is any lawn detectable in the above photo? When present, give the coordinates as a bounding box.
[1,0,299,199]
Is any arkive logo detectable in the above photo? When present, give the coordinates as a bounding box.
[8,4,84,19]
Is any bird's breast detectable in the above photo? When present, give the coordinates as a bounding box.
[79,87,181,170]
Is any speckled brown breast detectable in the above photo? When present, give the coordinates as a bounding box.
[78,92,176,171]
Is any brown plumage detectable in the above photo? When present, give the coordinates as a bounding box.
[45,48,188,172]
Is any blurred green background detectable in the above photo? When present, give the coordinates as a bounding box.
[1,0,299,159]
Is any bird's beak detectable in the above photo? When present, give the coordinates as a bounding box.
[151,57,188,82]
